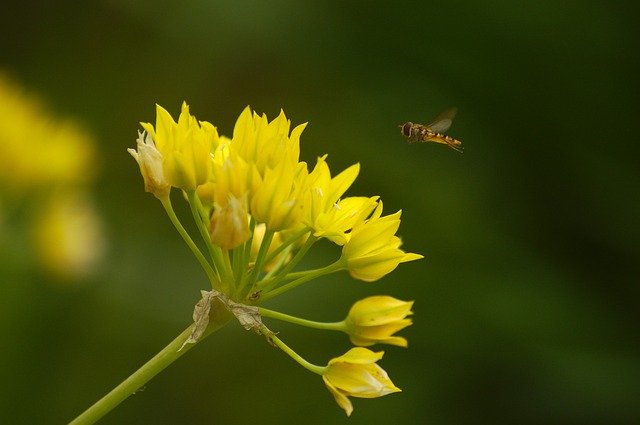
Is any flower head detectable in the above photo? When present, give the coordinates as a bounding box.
[126,103,423,418]
[345,296,413,347]
[322,347,401,416]
[341,201,423,281]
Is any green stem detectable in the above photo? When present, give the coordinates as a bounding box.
[186,191,233,288]
[259,307,345,331]
[240,229,274,298]
[236,218,255,283]
[69,309,232,425]
[266,328,326,375]
[257,234,317,293]
[263,226,312,265]
[161,196,219,286]
[261,258,346,301]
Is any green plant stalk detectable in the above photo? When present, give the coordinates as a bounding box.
[261,258,346,301]
[186,191,233,286]
[263,225,311,264]
[257,234,318,293]
[266,326,326,375]
[69,309,232,425]
[259,307,345,331]
[239,229,274,298]
[161,196,220,286]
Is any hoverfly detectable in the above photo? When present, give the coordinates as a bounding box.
[400,108,463,153]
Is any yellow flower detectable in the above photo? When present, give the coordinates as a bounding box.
[208,194,250,250]
[303,155,362,242]
[210,150,259,207]
[345,296,413,347]
[127,131,170,198]
[312,196,379,245]
[231,107,305,176]
[341,201,423,282]
[140,102,218,190]
[250,159,308,231]
[205,150,260,249]
[323,347,401,416]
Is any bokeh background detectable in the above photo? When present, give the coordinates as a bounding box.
[1,1,639,423]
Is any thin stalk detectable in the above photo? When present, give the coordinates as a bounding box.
[258,234,317,293]
[260,259,346,301]
[69,310,232,425]
[263,226,312,265]
[160,196,219,286]
[243,229,274,292]
[186,191,233,286]
[259,307,345,331]
[266,327,325,375]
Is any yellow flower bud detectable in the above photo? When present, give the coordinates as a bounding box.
[208,194,251,250]
[345,296,413,347]
[323,347,401,416]
[128,131,170,198]
[341,201,423,281]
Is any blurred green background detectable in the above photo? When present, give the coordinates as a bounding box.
[1,1,639,423]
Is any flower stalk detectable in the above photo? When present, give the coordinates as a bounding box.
[259,307,345,331]
[70,308,232,425]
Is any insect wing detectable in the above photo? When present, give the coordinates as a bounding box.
[426,107,457,133]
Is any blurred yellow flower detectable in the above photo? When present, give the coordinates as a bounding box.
[0,73,95,191]
[32,192,106,279]
[140,102,218,190]
[322,347,401,416]
[345,296,413,347]
[0,72,104,280]
[341,201,423,281]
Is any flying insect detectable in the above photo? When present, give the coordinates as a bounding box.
[400,108,463,153]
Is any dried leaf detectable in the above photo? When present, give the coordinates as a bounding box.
[179,290,217,351]
[226,299,263,332]
[179,289,266,351]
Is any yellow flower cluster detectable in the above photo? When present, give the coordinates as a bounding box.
[0,72,104,279]
[129,103,423,415]
[130,103,421,284]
